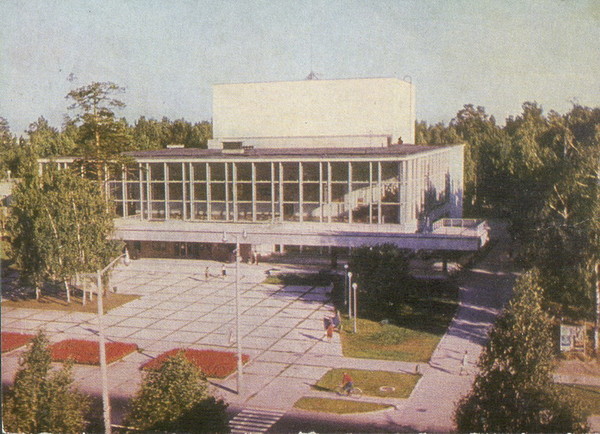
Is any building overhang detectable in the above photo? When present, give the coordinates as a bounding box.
[113,218,488,252]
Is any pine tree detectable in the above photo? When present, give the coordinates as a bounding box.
[2,330,89,433]
[125,351,229,432]
[454,270,589,432]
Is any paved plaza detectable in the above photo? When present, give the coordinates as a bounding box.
[2,260,349,403]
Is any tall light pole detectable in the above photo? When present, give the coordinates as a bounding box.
[96,249,130,434]
[352,282,358,333]
[222,230,246,395]
[347,272,353,319]
[343,264,349,308]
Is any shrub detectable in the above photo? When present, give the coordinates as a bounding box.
[126,351,229,432]
[50,339,138,365]
[2,330,89,433]
[142,348,249,378]
[2,332,34,352]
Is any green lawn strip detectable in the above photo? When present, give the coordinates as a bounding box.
[340,317,441,362]
[339,283,458,362]
[560,384,600,415]
[263,272,339,287]
[314,368,420,399]
[2,293,139,314]
[294,397,392,414]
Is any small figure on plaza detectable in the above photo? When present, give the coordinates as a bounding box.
[222,264,227,278]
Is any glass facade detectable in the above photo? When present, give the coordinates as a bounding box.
[39,146,462,229]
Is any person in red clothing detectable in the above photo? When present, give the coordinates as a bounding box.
[341,372,354,395]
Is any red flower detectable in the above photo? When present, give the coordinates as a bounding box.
[1,332,34,353]
[50,339,138,365]
[142,348,250,378]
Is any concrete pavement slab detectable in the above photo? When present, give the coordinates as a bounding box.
[239,360,286,376]
[128,327,172,341]
[279,364,330,380]
[116,316,159,329]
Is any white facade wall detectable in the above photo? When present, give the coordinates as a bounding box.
[210,78,415,148]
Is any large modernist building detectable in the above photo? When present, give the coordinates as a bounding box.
[41,78,488,260]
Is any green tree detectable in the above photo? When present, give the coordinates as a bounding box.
[8,169,120,300]
[26,116,76,157]
[505,104,600,318]
[450,104,509,215]
[125,352,229,432]
[455,270,589,432]
[2,330,89,433]
[66,81,133,179]
[348,244,414,318]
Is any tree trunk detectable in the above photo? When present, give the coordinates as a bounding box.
[64,279,71,304]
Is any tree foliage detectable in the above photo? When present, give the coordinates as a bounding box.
[417,103,600,318]
[125,351,229,432]
[8,169,120,297]
[348,244,414,318]
[2,330,90,433]
[454,270,589,433]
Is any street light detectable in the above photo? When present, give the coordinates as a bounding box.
[347,272,353,319]
[222,230,247,395]
[352,282,358,333]
[96,248,130,434]
[343,264,349,307]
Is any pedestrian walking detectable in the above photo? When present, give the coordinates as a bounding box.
[222,264,227,278]
[205,266,210,280]
[326,323,334,342]
[460,350,468,375]
[331,309,341,331]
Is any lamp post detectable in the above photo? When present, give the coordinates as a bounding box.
[222,230,246,395]
[343,264,349,308]
[96,249,130,434]
[352,282,358,333]
[347,272,353,319]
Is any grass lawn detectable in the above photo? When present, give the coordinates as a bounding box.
[340,281,459,362]
[294,397,392,414]
[561,384,600,415]
[2,291,139,314]
[314,368,420,399]
[264,272,340,287]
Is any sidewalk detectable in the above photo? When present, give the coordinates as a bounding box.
[391,221,518,431]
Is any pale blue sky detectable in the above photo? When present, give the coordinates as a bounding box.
[1,0,599,136]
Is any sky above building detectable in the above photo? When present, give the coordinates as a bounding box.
[1,0,599,136]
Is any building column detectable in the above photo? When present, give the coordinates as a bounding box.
[299,162,303,223]
[225,163,230,221]
[327,162,332,223]
[145,163,151,220]
[163,162,169,221]
[279,163,285,222]
[251,162,257,222]
[319,161,324,222]
[182,162,187,221]
[348,161,352,224]
[271,162,276,223]
[189,162,195,220]
[206,163,212,221]
[232,162,238,222]
[377,161,382,224]
[369,162,373,224]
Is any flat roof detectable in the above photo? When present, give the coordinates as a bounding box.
[125,144,459,160]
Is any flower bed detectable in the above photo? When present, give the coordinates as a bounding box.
[50,339,138,365]
[1,332,34,353]
[142,348,250,378]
